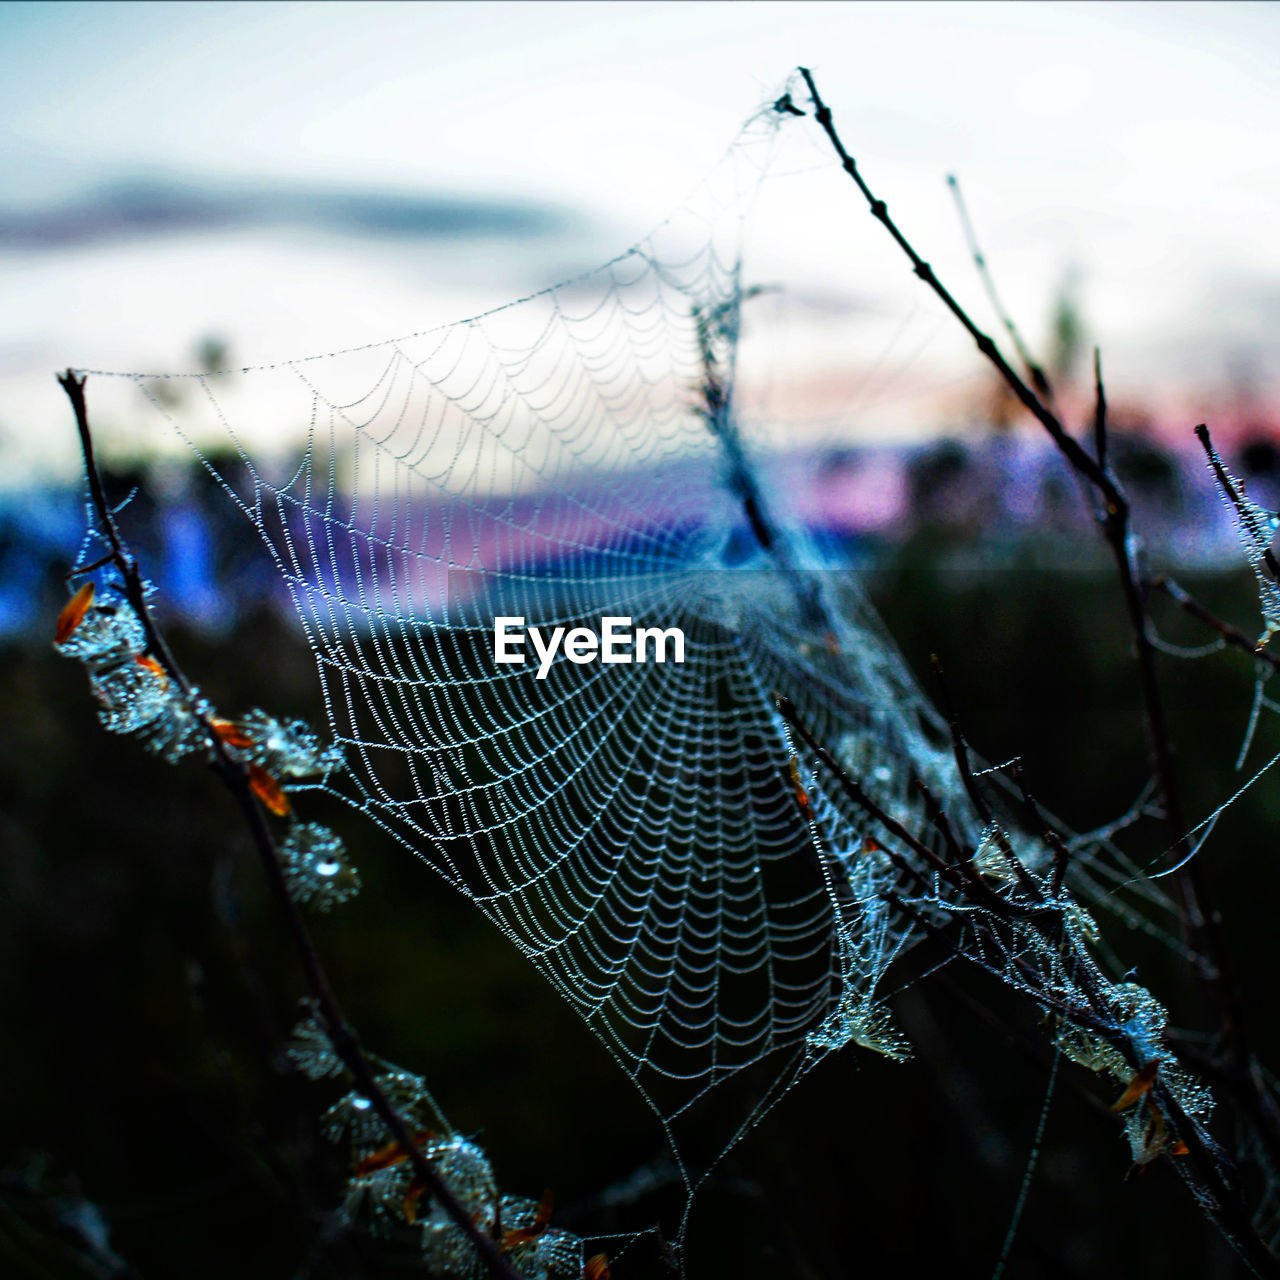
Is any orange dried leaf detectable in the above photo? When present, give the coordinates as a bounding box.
[212,718,255,750]
[584,1254,612,1280]
[248,764,291,817]
[788,755,813,820]
[55,581,95,644]
[1111,1061,1159,1112]
[354,1129,435,1177]
[1126,1097,1179,1173]
[135,653,169,686]
[355,1137,405,1178]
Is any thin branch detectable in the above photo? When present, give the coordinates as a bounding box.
[58,370,527,1280]
[930,653,993,828]
[1093,347,1108,471]
[778,698,940,871]
[1153,576,1280,672]
[797,67,1112,501]
[1044,830,1073,901]
[946,172,1052,400]
[781,697,1073,943]
[790,72,1279,1265]
[912,775,968,865]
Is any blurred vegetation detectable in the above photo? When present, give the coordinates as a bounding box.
[5,477,1280,1277]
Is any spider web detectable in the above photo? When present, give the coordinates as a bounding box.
[70,98,1196,1232]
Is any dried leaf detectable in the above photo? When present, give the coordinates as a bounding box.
[584,1254,612,1280]
[1111,1061,1158,1112]
[248,764,291,817]
[135,653,169,686]
[1127,1097,1180,1172]
[212,717,255,750]
[354,1129,435,1177]
[55,581,95,644]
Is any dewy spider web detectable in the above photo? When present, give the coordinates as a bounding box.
[71,100,1194,1228]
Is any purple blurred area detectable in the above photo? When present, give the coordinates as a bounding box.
[9,425,1275,642]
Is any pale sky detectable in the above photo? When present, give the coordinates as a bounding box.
[2,1,1278,479]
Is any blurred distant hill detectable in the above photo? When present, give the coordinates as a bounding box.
[5,422,1276,644]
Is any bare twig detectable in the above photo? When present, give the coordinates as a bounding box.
[1153,576,1280,673]
[796,68,1109,498]
[929,654,993,827]
[1093,347,1108,471]
[773,448,1280,1269]
[58,370,526,1280]
[946,172,1052,400]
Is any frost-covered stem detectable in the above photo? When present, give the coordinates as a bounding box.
[1155,1080,1280,1278]
[1168,1032,1280,1186]
[796,68,1243,1084]
[777,696,1044,919]
[58,371,526,1280]
[886,897,1279,1275]
[788,688,1278,1272]
[60,372,200,708]
[695,301,832,634]
[1196,423,1280,582]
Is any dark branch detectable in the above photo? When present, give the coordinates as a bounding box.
[946,172,1052,399]
[797,67,1114,502]
[1093,347,1108,471]
[58,370,527,1280]
[1153,576,1280,671]
[781,682,1277,1272]
[795,64,1248,1096]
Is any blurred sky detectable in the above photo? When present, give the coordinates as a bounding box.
[2,0,1278,481]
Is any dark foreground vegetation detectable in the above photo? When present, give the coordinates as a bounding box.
[4,529,1276,1277]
